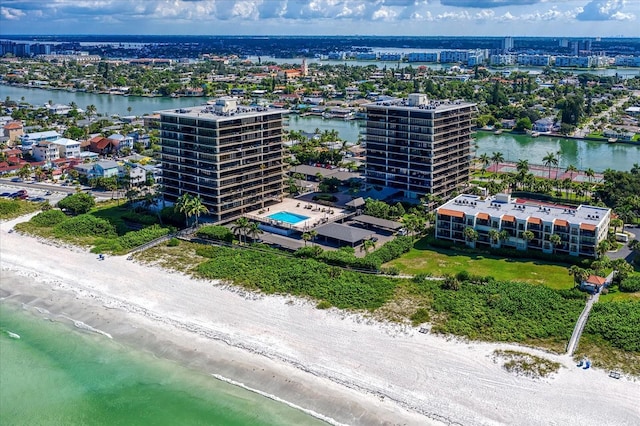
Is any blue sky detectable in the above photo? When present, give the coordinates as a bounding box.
[0,0,637,37]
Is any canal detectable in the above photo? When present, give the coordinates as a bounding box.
[2,85,638,173]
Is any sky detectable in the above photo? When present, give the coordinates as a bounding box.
[0,0,638,37]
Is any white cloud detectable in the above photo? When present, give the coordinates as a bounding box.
[576,0,636,21]
[1,6,26,20]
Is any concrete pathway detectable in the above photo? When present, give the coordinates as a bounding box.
[566,270,614,356]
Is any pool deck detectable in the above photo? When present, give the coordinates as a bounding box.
[246,198,351,232]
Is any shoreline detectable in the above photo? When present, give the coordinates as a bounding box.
[1,214,639,425]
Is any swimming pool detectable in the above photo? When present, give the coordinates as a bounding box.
[267,211,310,225]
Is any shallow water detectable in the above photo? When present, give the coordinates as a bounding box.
[0,302,327,426]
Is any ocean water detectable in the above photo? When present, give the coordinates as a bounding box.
[0,303,327,426]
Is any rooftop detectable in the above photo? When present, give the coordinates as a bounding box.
[365,93,476,113]
[439,194,610,228]
[157,97,288,121]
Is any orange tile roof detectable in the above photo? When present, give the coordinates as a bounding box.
[477,213,490,220]
[554,219,569,227]
[438,208,464,218]
[501,215,515,222]
[527,217,542,225]
[586,275,606,286]
[3,121,22,130]
[580,223,597,231]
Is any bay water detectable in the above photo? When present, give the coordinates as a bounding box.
[0,302,327,426]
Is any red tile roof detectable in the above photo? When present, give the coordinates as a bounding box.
[527,217,542,225]
[585,275,606,286]
[477,213,490,220]
[3,121,23,130]
[438,208,464,218]
[580,223,597,231]
[502,215,516,222]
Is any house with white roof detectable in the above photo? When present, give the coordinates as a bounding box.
[50,138,81,159]
[19,130,61,150]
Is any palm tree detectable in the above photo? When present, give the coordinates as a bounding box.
[246,221,263,243]
[491,152,504,172]
[302,232,311,246]
[463,226,478,244]
[521,230,535,246]
[542,152,558,180]
[585,168,595,184]
[516,159,529,175]
[309,229,318,246]
[231,217,250,245]
[18,164,31,180]
[565,164,578,182]
[568,265,590,285]
[549,233,562,253]
[361,239,376,253]
[488,228,500,245]
[479,153,490,176]
[174,193,193,227]
[596,240,610,258]
[187,195,209,226]
[610,218,623,233]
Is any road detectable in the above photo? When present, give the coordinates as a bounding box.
[573,91,638,139]
[0,178,120,200]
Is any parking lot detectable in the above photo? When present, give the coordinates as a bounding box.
[1,183,73,206]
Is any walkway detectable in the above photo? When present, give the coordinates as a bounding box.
[566,270,614,356]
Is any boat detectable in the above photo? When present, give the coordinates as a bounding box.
[608,138,617,143]
[531,132,540,138]
[494,129,503,135]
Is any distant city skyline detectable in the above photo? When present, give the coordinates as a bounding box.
[0,0,637,37]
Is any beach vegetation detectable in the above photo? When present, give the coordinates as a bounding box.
[57,192,96,215]
[0,198,41,220]
[196,225,234,243]
[195,245,396,310]
[618,275,640,293]
[30,209,67,227]
[167,237,180,247]
[583,301,640,352]
[53,214,117,238]
[410,308,430,325]
[92,225,171,254]
[316,300,332,310]
[492,350,561,378]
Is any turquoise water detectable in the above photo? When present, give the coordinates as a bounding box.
[0,303,327,426]
[267,211,309,224]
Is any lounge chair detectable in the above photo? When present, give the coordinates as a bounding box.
[583,361,591,369]
[577,360,584,367]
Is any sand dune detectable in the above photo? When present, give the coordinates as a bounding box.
[1,214,638,425]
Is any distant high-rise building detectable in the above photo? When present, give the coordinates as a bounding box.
[301,58,308,76]
[159,98,287,222]
[502,37,514,52]
[363,94,477,201]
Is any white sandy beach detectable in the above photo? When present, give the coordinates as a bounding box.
[1,213,639,426]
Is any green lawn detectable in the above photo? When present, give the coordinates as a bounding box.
[386,243,575,289]
[599,286,640,303]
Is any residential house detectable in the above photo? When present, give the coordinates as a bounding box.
[3,121,23,144]
[32,141,60,162]
[94,160,120,179]
[580,275,607,294]
[108,133,134,152]
[533,117,556,132]
[50,138,81,159]
[19,130,61,151]
[123,163,146,186]
[88,135,116,155]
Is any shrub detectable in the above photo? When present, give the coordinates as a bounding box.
[0,199,20,216]
[316,300,332,310]
[196,225,234,243]
[294,246,323,258]
[410,308,430,325]
[413,273,432,283]
[121,211,158,226]
[365,236,413,265]
[585,302,640,352]
[167,237,180,247]
[160,206,184,227]
[30,209,67,227]
[619,275,640,293]
[53,214,116,238]
[57,192,95,215]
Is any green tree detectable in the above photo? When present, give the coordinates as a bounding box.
[174,193,194,227]
[515,117,532,132]
[542,152,558,181]
[231,216,250,245]
[187,195,209,226]
[549,233,562,253]
[246,221,263,243]
[57,192,95,215]
[479,153,491,176]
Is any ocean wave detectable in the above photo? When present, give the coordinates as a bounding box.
[212,373,348,426]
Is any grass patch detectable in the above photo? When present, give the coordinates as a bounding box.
[386,243,574,289]
[492,350,561,378]
[599,285,640,303]
[0,199,42,220]
[133,241,206,273]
